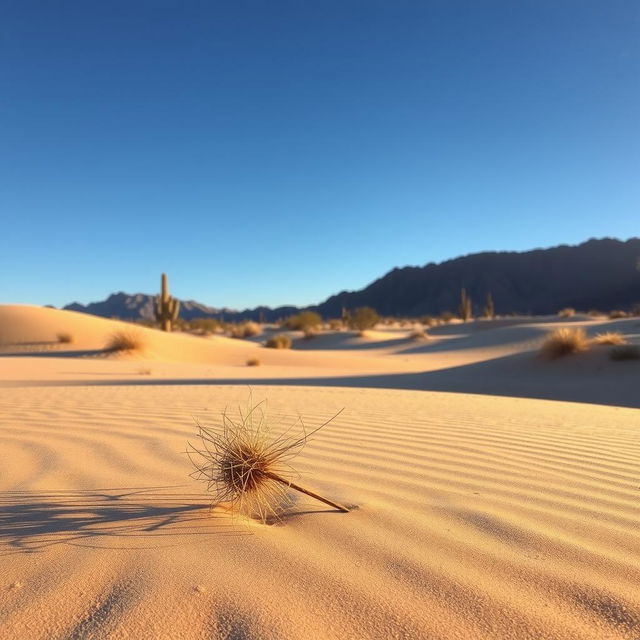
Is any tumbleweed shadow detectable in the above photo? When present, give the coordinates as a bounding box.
[0,486,247,554]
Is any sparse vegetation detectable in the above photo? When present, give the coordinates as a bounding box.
[229,321,261,339]
[265,334,292,349]
[592,332,627,346]
[348,306,379,332]
[558,308,576,318]
[409,329,428,341]
[328,319,343,330]
[284,311,322,332]
[420,315,437,327]
[189,318,221,335]
[56,332,73,344]
[609,310,628,319]
[609,345,640,361]
[246,357,261,366]
[540,328,588,359]
[440,311,455,323]
[137,367,152,375]
[105,330,145,353]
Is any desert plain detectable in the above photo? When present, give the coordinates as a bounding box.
[0,303,638,640]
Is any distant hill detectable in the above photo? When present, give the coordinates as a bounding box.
[63,238,640,321]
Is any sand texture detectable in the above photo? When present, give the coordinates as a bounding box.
[0,305,639,639]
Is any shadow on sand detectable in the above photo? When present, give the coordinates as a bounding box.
[6,349,638,408]
[0,486,245,554]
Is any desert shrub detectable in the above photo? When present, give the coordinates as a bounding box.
[587,309,604,318]
[189,318,221,335]
[609,345,640,361]
[609,310,628,319]
[631,303,640,317]
[229,321,261,339]
[409,329,428,341]
[265,334,292,349]
[137,367,152,375]
[420,315,437,327]
[246,357,261,366]
[592,332,627,346]
[540,328,588,359]
[284,311,322,332]
[105,330,145,353]
[328,319,343,330]
[348,306,379,331]
[440,311,455,323]
[558,308,576,318]
[57,332,73,344]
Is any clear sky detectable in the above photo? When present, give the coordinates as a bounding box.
[1,1,638,310]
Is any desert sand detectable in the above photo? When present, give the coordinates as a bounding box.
[1,305,639,639]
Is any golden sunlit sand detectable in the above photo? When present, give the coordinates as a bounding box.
[1,305,639,639]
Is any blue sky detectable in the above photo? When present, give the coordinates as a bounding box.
[1,1,638,309]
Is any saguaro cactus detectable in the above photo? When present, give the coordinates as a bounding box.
[154,273,180,332]
[459,288,472,321]
[484,292,495,319]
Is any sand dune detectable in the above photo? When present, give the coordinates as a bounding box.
[1,386,638,639]
[1,305,639,639]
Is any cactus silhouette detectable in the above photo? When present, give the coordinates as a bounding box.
[484,292,495,319]
[459,288,472,321]
[154,273,180,332]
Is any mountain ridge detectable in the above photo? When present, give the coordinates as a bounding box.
[62,237,640,321]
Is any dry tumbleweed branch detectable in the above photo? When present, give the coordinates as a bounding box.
[187,398,349,523]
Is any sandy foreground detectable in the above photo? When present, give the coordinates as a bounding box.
[0,305,639,639]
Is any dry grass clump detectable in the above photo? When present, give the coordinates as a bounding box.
[348,306,379,331]
[56,332,73,344]
[328,319,344,330]
[409,329,428,341]
[246,357,261,366]
[540,328,589,359]
[592,332,627,346]
[558,307,576,318]
[609,345,640,361]
[105,330,145,353]
[186,399,348,523]
[229,322,261,339]
[265,334,291,349]
[609,310,628,319]
[421,315,437,327]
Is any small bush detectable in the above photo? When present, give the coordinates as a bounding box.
[189,318,221,335]
[105,330,145,353]
[409,329,428,341]
[328,319,343,330]
[349,306,379,331]
[592,332,627,346]
[246,357,261,366]
[558,308,576,318]
[610,345,640,361]
[265,334,292,349]
[284,311,322,332]
[587,309,604,318]
[421,315,437,327]
[229,321,261,339]
[440,311,455,324]
[609,310,628,319]
[57,332,73,344]
[540,328,588,359]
